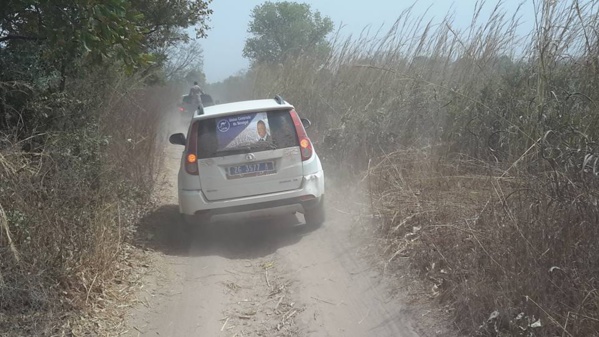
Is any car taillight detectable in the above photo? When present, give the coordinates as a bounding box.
[179,107,185,112]
[185,122,199,175]
[290,109,313,161]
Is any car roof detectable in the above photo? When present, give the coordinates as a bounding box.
[193,99,294,120]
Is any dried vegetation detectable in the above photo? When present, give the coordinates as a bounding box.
[0,73,177,335]
[216,1,599,335]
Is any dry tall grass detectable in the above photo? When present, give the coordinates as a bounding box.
[220,0,599,335]
[0,71,177,334]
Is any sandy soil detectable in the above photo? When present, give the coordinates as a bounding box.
[124,115,446,337]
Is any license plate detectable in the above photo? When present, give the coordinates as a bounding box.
[227,161,275,179]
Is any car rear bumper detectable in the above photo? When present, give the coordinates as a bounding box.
[178,170,324,222]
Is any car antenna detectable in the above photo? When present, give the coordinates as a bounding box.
[274,95,284,104]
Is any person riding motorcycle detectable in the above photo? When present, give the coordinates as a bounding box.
[189,81,204,107]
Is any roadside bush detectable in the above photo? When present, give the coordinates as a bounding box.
[0,72,177,334]
[238,1,599,335]
[367,150,599,336]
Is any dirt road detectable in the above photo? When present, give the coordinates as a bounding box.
[125,116,425,337]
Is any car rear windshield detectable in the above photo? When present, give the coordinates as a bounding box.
[195,109,298,159]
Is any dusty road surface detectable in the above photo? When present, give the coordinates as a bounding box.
[125,116,428,337]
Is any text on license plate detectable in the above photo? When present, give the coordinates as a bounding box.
[227,161,275,178]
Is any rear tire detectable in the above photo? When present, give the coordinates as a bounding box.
[304,197,325,229]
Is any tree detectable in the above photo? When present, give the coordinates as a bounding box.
[185,69,206,86]
[0,0,212,130]
[0,0,213,87]
[162,40,206,84]
[243,1,334,64]
[131,0,213,47]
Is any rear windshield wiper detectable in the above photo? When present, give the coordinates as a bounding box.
[214,143,278,157]
[258,143,278,150]
[215,147,251,156]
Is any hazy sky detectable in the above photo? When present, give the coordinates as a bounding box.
[200,0,536,83]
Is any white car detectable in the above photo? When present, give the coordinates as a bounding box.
[169,96,325,228]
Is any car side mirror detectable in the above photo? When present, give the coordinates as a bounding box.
[301,118,312,130]
[169,133,186,146]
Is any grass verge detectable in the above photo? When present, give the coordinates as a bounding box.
[0,73,179,335]
[210,1,599,335]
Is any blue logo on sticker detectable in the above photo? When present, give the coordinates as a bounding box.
[217,119,230,132]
